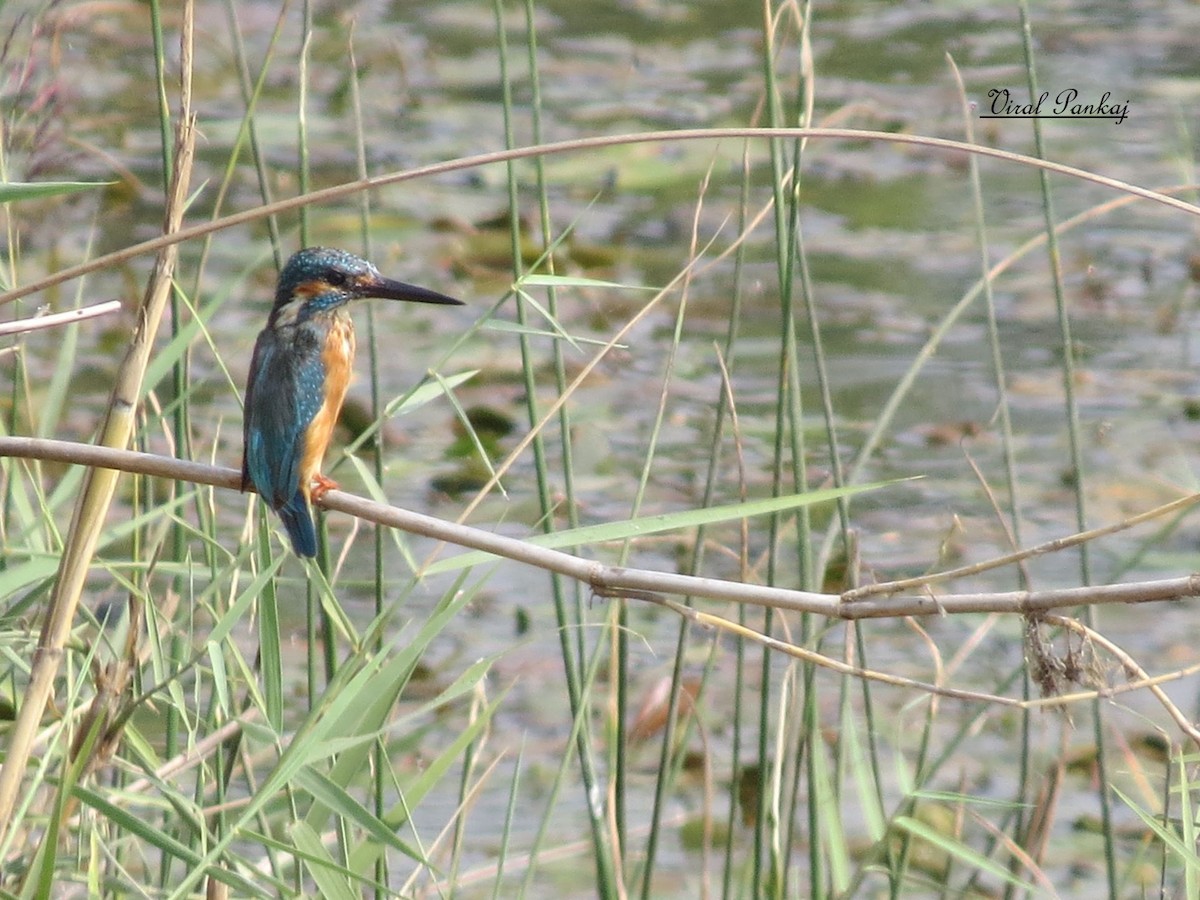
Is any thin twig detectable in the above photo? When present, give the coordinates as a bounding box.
[843,491,1200,600]
[0,299,122,337]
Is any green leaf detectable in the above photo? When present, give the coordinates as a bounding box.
[289,821,362,900]
[391,370,478,417]
[511,287,582,352]
[1113,785,1200,876]
[339,370,478,459]
[295,768,423,860]
[519,273,659,291]
[424,479,914,574]
[0,181,115,202]
[306,587,478,834]
[483,319,625,348]
[73,785,264,895]
[893,815,1035,892]
[911,790,1029,811]
[396,682,502,812]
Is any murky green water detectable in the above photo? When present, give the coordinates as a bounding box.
[5,0,1200,895]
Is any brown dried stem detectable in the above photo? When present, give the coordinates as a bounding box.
[0,20,197,844]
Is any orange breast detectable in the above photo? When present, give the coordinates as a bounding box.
[299,317,356,500]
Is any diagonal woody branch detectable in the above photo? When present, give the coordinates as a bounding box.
[2,436,1199,622]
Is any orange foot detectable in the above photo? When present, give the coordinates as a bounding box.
[311,473,339,502]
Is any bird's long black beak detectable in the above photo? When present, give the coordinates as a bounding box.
[362,275,463,307]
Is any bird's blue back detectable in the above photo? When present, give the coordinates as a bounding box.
[242,315,334,557]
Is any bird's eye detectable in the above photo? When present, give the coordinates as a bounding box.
[326,270,348,287]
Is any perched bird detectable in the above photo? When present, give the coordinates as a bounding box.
[241,247,463,557]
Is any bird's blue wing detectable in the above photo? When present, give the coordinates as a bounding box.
[242,323,329,557]
[292,343,328,458]
[242,331,307,509]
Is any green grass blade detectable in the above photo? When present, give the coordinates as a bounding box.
[519,273,659,291]
[289,820,361,900]
[483,319,626,347]
[426,479,911,573]
[295,768,423,861]
[73,785,264,895]
[892,815,1037,893]
[0,181,114,201]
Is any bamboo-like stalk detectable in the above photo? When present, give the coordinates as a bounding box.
[0,23,197,844]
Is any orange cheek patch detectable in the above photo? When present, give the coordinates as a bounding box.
[293,279,333,300]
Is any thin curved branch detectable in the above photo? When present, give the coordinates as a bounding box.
[3,436,1199,620]
[1,127,1198,310]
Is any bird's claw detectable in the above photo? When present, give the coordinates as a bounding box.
[311,473,339,502]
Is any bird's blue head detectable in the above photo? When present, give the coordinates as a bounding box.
[270,246,462,325]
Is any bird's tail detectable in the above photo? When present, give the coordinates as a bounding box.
[277,491,317,558]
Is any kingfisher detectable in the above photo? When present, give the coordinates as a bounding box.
[241,246,463,557]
